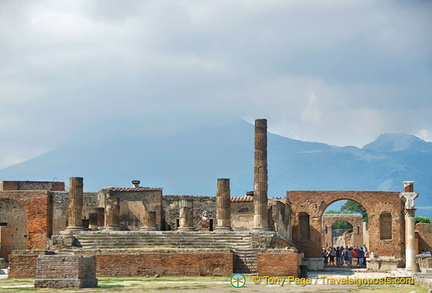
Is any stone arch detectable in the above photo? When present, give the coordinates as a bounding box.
[322,213,364,248]
[287,191,404,259]
[0,191,52,251]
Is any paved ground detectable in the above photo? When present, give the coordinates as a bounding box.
[0,269,428,292]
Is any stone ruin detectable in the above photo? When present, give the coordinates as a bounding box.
[0,118,429,288]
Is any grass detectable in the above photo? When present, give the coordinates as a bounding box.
[0,276,428,292]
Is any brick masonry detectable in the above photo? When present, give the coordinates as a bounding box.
[34,255,98,289]
[416,223,432,253]
[287,191,404,259]
[0,191,53,250]
[257,251,300,277]
[9,251,234,278]
[94,252,233,277]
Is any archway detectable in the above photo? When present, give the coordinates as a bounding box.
[287,191,404,264]
[0,200,27,261]
[322,200,368,249]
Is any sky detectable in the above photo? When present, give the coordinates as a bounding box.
[1,0,432,169]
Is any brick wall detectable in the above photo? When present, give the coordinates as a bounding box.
[9,254,39,278]
[9,252,233,278]
[288,191,404,258]
[257,251,300,277]
[417,223,432,253]
[94,252,233,277]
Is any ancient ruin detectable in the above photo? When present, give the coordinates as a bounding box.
[0,118,431,287]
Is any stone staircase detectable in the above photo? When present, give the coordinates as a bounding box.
[75,231,254,250]
[233,248,258,274]
[73,231,260,275]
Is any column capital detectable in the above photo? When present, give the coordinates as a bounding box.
[400,192,419,209]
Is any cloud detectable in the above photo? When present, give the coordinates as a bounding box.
[0,0,431,168]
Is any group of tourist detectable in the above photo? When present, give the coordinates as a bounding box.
[322,246,368,267]
[421,249,431,255]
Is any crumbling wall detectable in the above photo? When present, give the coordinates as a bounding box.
[52,192,98,234]
[163,195,216,231]
[417,223,432,253]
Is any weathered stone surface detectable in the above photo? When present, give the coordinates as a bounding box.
[216,178,232,231]
[253,119,269,231]
[66,177,84,231]
[257,250,300,277]
[34,255,98,289]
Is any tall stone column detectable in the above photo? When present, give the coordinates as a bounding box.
[178,199,194,231]
[66,177,84,231]
[104,194,120,231]
[400,181,418,272]
[216,178,232,231]
[253,119,269,231]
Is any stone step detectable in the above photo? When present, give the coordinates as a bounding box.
[75,232,254,250]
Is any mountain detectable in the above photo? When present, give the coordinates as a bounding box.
[363,133,432,152]
[0,117,431,218]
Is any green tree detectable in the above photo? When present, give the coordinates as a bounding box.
[415,216,431,225]
[340,200,368,222]
[332,220,353,231]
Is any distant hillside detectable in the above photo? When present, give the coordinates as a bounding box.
[0,117,430,218]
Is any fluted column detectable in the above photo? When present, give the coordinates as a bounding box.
[66,177,84,231]
[216,178,232,231]
[253,119,269,231]
[401,181,418,272]
[178,199,194,231]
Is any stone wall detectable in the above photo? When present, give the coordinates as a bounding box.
[416,223,432,253]
[322,214,364,248]
[8,250,53,278]
[9,251,233,277]
[52,192,98,234]
[0,181,64,191]
[257,251,300,277]
[0,200,27,261]
[0,191,53,250]
[163,195,217,231]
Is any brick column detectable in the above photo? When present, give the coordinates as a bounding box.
[104,194,120,231]
[401,181,418,272]
[141,211,157,231]
[253,119,269,231]
[66,177,84,231]
[178,199,194,231]
[215,178,232,231]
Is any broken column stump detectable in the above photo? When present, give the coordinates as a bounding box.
[34,255,98,289]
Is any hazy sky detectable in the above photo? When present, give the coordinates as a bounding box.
[1,0,431,169]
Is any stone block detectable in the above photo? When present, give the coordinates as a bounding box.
[34,255,97,289]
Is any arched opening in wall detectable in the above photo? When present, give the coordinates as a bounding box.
[323,199,369,252]
[0,199,28,261]
[380,212,392,240]
[299,212,310,241]
[330,220,355,247]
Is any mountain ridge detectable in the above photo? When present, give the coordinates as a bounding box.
[0,118,430,218]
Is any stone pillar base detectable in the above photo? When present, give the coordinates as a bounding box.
[34,255,98,289]
[35,278,98,289]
